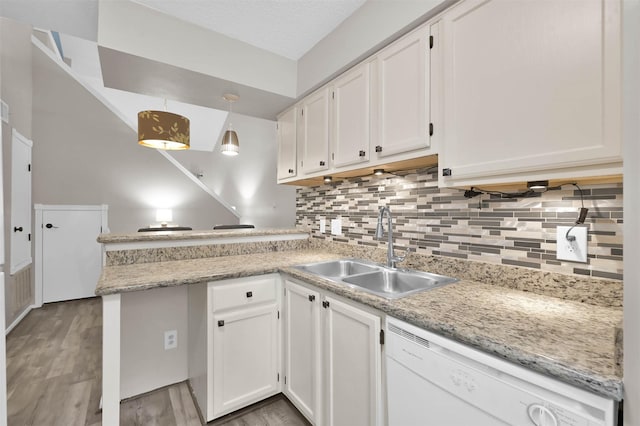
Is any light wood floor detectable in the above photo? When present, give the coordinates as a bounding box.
[6,298,309,426]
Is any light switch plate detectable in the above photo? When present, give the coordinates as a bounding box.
[164,330,177,350]
[556,226,588,263]
[331,217,342,236]
[319,218,326,234]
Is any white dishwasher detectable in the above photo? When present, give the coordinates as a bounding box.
[386,317,618,426]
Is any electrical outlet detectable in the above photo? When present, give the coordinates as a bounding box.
[319,218,326,234]
[331,217,342,236]
[164,330,177,350]
[556,226,588,263]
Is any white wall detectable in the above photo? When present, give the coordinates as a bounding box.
[1,17,34,327]
[296,0,451,96]
[623,1,640,424]
[97,0,297,98]
[120,286,188,399]
[0,0,98,42]
[31,42,238,232]
[170,114,297,229]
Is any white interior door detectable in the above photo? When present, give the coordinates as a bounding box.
[41,207,105,303]
[10,129,32,274]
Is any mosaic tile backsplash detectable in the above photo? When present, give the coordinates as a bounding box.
[296,168,623,280]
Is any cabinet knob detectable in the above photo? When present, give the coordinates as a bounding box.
[322,301,330,309]
[319,161,326,166]
[218,320,225,327]
[442,168,452,177]
[13,226,23,233]
[308,295,315,302]
[375,145,382,153]
[246,291,253,298]
[359,150,366,157]
[288,168,294,174]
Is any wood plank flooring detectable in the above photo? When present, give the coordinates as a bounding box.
[5,298,309,426]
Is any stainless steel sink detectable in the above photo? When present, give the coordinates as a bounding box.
[342,269,458,299]
[296,259,380,278]
[293,259,458,299]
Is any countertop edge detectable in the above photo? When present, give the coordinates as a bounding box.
[97,228,308,244]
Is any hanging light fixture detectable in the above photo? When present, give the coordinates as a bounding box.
[138,100,190,150]
[221,94,240,156]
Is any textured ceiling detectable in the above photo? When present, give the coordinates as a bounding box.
[131,0,367,60]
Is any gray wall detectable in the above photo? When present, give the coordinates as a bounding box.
[1,17,34,327]
[31,43,238,233]
[623,0,640,423]
[171,114,296,229]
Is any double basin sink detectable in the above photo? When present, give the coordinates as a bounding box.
[293,259,458,300]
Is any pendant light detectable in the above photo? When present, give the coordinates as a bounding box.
[221,94,240,156]
[138,99,190,150]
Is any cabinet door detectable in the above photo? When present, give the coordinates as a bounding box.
[300,88,330,174]
[375,25,430,158]
[331,62,371,168]
[277,107,297,181]
[10,129,33,274]
[324,296,382,426]
[284,281,321,424]
[439,0,621,186]
[212,303,279,418]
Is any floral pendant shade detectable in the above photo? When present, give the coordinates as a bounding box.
[138,110,190,150]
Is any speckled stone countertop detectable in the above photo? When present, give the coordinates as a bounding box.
[97,228,306,244]
[96,249,623,400]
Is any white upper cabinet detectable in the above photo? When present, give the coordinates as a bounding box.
[276,107,297,181]
[438,0,621,187]
[300,88,330,174]
[374,25,431,158]
[331,61,371,168]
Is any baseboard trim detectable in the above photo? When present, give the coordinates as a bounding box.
[5,304,37,335]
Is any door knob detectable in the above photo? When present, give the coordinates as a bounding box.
[13,226,23,232]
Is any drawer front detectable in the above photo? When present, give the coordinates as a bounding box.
[211,275,278,312]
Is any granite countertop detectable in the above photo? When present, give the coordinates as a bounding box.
[97,228,307,244]
[96,249,623,400]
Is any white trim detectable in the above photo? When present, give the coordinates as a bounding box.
[104,233,309,251]
[0,273,7,426]
[0,99,8,124]
[34,204,107,211]
[11,128,33,148]
[102,294,121,426]
[10,129,33,275]
[4,304,36,335]
[34,204,109,307]
[30,36,240,219]
[34,207,44,308]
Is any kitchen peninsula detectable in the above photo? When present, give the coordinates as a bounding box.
[96,228,623,425]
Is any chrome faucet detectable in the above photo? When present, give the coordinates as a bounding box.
[375,206,406,269]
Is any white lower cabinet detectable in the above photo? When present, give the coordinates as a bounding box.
[284,281,322,423]
[212,303,279,418]
[188,274,281,422]
[283,279,383,426]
